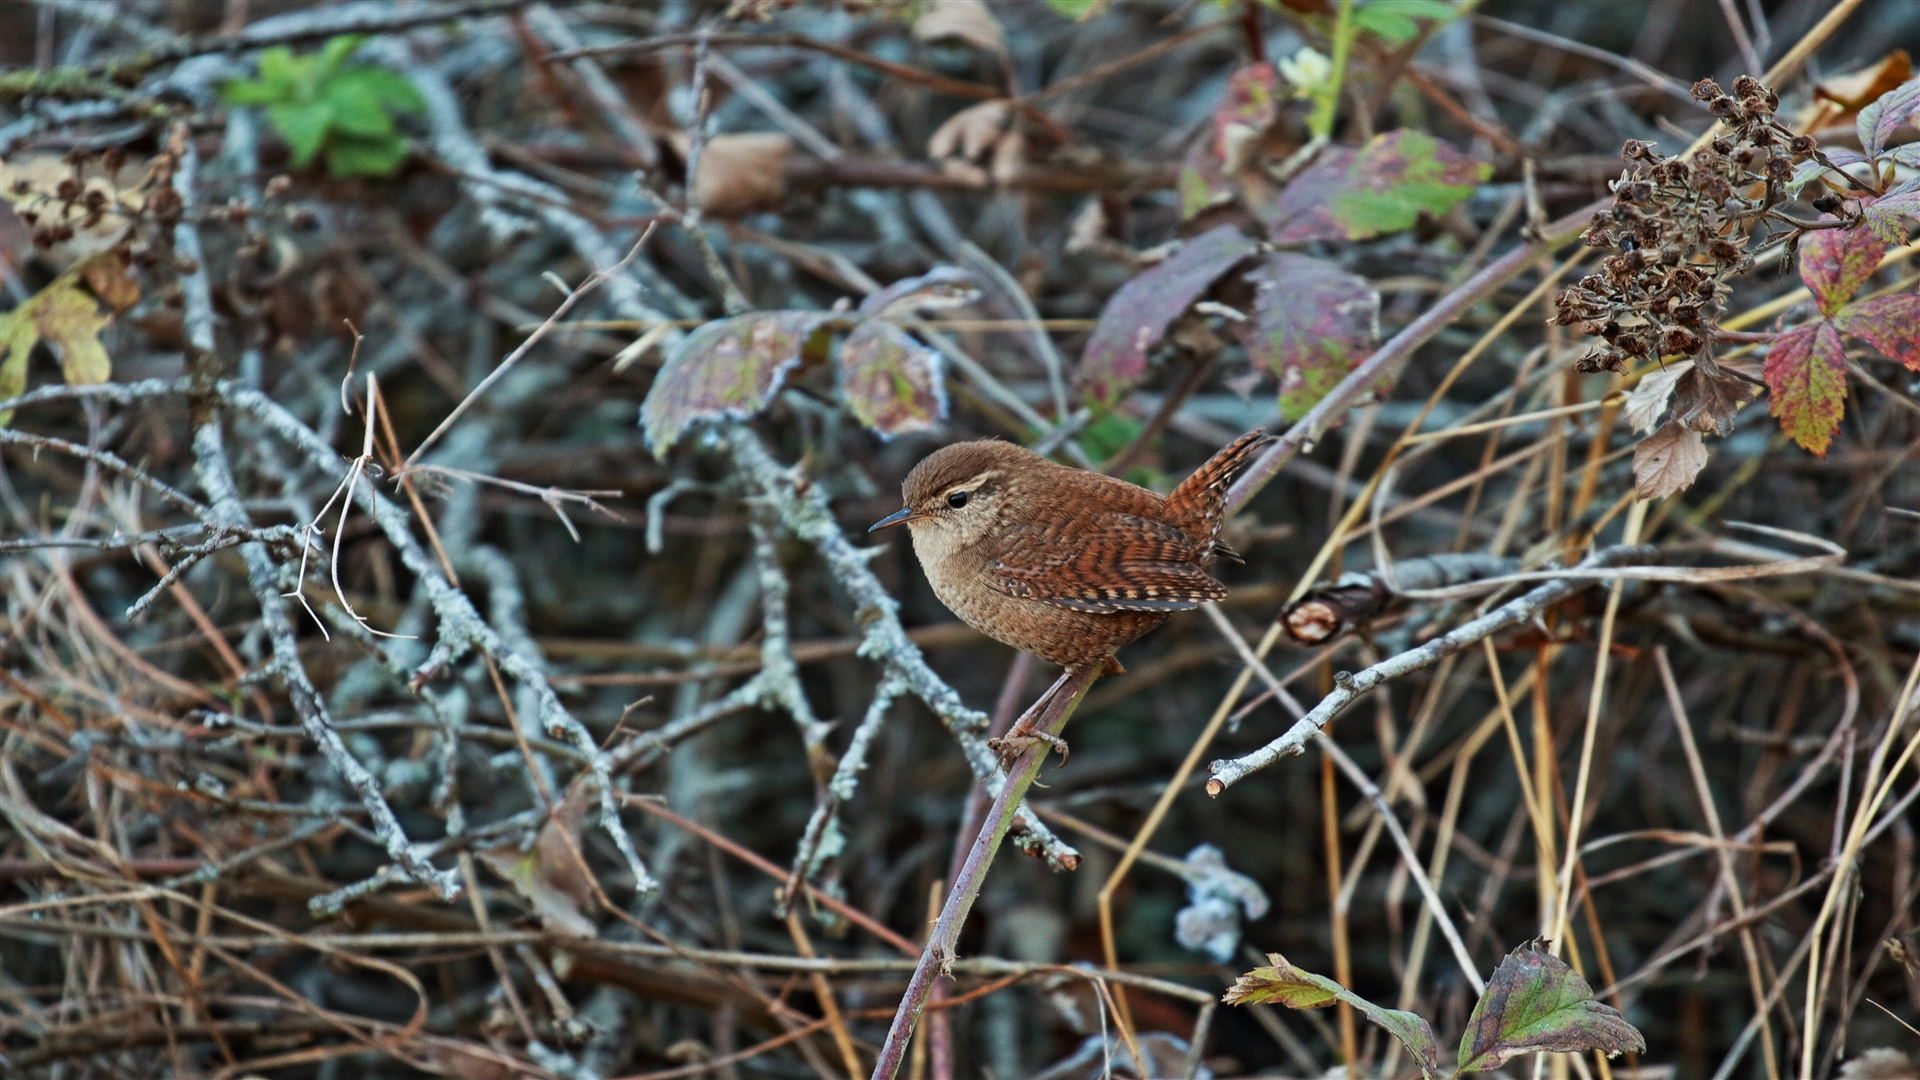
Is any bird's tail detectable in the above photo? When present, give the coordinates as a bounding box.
[1165,429,1275,544]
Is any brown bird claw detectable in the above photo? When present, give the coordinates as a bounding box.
[989,729,1071,768]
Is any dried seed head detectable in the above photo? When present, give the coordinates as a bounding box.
[1789,134,1818,156]
[1693,78,1724,101]
[1732,75,1761,97]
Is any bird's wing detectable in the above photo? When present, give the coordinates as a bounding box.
[985,512,1228,613]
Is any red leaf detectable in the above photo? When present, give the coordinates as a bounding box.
[641,311,830,457]
[1238,253,1380,421]
[1836,293,1920,371]
[839,320,948,438]
[1077,225,1259,404]
[1259,130,1488,244]
[1799,216,1886,316]
[1763,321,1848,456]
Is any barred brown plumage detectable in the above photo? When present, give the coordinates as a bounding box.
[869,431,1273,761]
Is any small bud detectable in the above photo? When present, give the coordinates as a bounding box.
[1811,194,1842,213]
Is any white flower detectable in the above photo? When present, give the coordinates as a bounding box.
[1278,46,1333,99]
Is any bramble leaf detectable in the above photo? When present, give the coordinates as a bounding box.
[839,320,947,439]
[1836,293,1920,370]
[268,101,335,166]
[1261,130,1489,243]
[1355,0,1456,45]
[1800,216,1887,316]
[1077,225,1259,404]
[1239,253,1380,421]
[325,135,411,178]
[1458,942,1646,1072]
[1857,74,1920,158]
[1764,321,1848,456]
[1226,953,1442,1079]
[641,312,831,458]
[858,266,980,320]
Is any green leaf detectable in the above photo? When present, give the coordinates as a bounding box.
[641,311,832,458]
[1355,6,1420,43]
[254,46,307,98]
[1764,320,1848,456]
[220,78,283,106]
[1226,953,1442,1079]
[1457,942,1647,1073]
[324,74,398,138]
[1260,130,1489,243]
[337,66,424,113]
[317,34,368,81]
[324,134,411,178]
[1044,0,1109,19]
[269,101,335,166]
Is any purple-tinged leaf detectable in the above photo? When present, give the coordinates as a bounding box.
[641,311,830,458]
[1788,149,1868,195]
[1837,293,1920,371]
[839,320,947,438]
[1077,225,1259,404]
[1260,130,1489,244]
[1226,953,1442,1079]
[1857,75,1920,158]
[1799,215,1886,316]
[1764,321,1848,456]
[1457,942,1646,1073]
[1239,253,1380,421]
[858,266,980,320]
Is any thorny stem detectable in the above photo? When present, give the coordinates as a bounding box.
[869,665,1100,1080]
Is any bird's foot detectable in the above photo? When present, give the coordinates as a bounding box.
[990,727,1071,768]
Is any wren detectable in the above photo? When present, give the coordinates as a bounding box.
[871,431,1273,760]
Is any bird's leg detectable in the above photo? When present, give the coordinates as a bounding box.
[987,658,1115,767]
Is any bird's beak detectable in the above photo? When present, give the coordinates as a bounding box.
[869,507,918,532]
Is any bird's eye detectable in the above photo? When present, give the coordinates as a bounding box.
[947,491,969,509]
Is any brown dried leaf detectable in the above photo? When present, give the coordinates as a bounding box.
[929,100,1010,165]
[1623,361,1690,435]
[912,0,1007,59]
[1633,420,1709,500]
[476,791,598,939]
[79,251,141,313]
[691,132,792,216]
[0,267,117,426]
